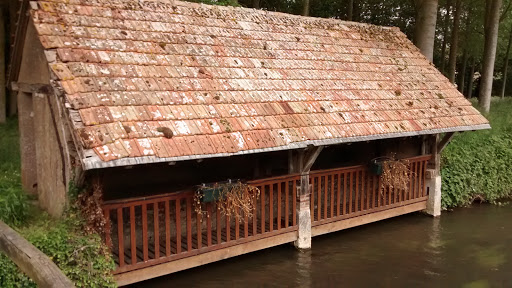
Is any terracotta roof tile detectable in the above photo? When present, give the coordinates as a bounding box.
[32,0,489,166]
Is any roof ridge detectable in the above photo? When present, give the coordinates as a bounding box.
[172,0,399,31]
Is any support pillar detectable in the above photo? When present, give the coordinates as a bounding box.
[290,146,323,250]
[295,174,311,250]
[425,134,441,217]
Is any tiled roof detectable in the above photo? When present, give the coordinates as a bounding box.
[30,0,489,169]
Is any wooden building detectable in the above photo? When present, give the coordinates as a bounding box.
[10,0,489,285]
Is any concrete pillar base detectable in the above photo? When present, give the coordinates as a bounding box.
[294,195,312,250]
[425,175,442,217]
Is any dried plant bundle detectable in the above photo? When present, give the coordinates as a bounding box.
[380,158,411,194]
[194,182,260,223]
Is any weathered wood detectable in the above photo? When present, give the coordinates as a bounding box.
[312,201,427,237]
[0,221,75,288]
[438,132,456,153]
[114,231,298,286]
[11,82,52,94]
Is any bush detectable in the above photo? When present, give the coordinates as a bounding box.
[441,98,512,209]
[0,208,117,288]
[0,119,116,287]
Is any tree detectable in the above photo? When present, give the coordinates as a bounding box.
[440,0,452,72]
[347,0,354,20]
[500,27,512,98]
[414,0,439,62]
[478,0,503,112]
[0,7,5,124]
[447,0,462,83]
[302,0,310,16]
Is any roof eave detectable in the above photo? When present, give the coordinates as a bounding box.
[82,123,491,170]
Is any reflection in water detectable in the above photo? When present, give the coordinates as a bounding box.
[133,204,512,288]
[295,250,312,288]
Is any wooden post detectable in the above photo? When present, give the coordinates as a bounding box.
[425,134,441,216]
[0,221,75,288]
[290,146,323,250]
[17,91,38,195]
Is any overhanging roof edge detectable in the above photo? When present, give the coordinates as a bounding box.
[82,123,491,170]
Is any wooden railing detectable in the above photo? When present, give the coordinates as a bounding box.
[309,155,430,225]
[103,175,299,274]
[103,155,429,275]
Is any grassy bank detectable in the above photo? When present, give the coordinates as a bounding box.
[0,118,116,287]
[441,98,512,209]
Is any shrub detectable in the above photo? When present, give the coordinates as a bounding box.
[441,98,512,208]
[0,208,116,288]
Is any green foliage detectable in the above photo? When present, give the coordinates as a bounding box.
[0,209,117,288]
[441,98,512,208]
[0,118,29,226]
[0,119,116,288]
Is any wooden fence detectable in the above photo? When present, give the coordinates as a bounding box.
[103,155,430,280]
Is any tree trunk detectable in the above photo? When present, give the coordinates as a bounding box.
[447,0,461,83]
[252,0,260,9]
[467,58,476,98]
[0,7,5,124]
[500,28,512,98]
[478,0,502,112]
[347,0,354,21]
[440,0,452,72]
[459,48,469,95]
[414,0,439,62]
[302,0,310,16]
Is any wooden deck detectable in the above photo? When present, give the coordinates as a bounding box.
[103,155,430,286]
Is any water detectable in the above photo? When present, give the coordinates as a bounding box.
[134,204,512,288]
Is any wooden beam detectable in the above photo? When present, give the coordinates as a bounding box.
[311,201,427,237]
[302,146,323,172]
[114,231,298,286]
[0,220,75,288]
[437,132,456,153]
[11,82,52,94]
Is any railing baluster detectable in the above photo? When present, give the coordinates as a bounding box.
[226,213,231,242]
[409,162,414,201]
[337,173,341,217]
[343,172,348,215]
[323,176,328,220]
[292,179,296,226]
[130,206,136,265]
[186,197,192,252]
[261,185,265,233]
[331,174,335,218]
[154,202,160,259]
[207,204,212,246]
[363,170,370,210]
[317,176,322,221]
[349,172,354,213]
[277,182,282,230]
[416,160,421,199]
[268,183,272,230]
[377,174,382,208]
[116,208,124,267]
[235,207,240,240]
[196,206,202,249]
[176,199,181,254]
[216,203,221,244]
[310,177,314,221]
[244,206,249,238]
[420,160,425,197]
[355,171,360,212]
[142,204,148,261]
[253,188,257,236]
[285,181,289,228]
[165,201,170,257]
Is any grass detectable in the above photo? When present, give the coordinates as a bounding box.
[441,97,512,208]
[0,118,116,287]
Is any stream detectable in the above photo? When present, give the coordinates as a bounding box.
[133,204,512,288]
